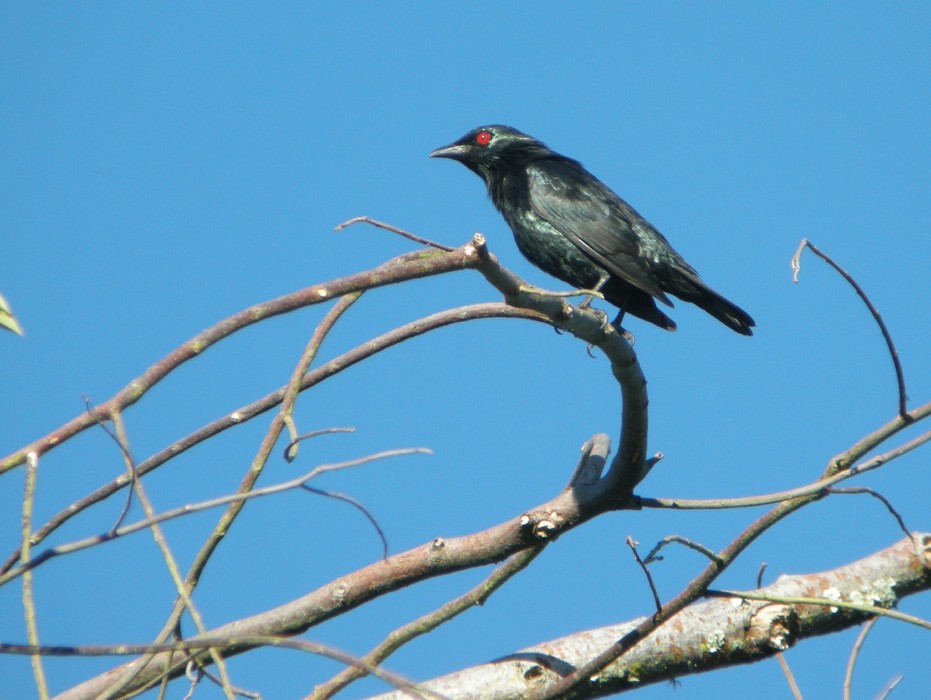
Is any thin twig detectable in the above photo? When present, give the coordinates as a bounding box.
[706,590,931,631]
[627,537,661,615]
[335,216,456,251]
[0,637,448,700]
[302,486,390,559]
[21,452,49,700]
[756,562,768,589]
[642,535,723,566]
[310,546,544,699]
[0,449,429,586]
[283,426,356,463]
[639,414,931,511]
[103,412,237,700]
[876,673,904,700]
[792,238,911,420]
[82,395,137,534]
[827,487,912,539]
[843,616,878,700]
[775,653,804,700]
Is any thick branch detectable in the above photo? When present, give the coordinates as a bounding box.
[367,534,931,699]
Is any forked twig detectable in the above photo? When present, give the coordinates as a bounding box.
[627,537,662,615]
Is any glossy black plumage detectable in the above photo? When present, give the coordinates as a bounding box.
[430,125,755,335]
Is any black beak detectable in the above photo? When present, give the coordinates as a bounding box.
[429,143,468,160]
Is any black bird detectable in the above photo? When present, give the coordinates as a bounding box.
[430,125,755,335]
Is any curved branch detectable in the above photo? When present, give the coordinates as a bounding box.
[792,239,911,420]
[0,246,481,475]
[468,233,649,495]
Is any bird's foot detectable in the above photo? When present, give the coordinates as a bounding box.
[615,326,636,346]
[609,312,635,346]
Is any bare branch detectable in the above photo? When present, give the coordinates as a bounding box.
[21,452,49,700]
[843,616,878,700]
[310,547,545,699]
[335,216,456,251]
[0,245,481,475]
[2,302,541,577]
[468,233,650,496]
[0,637,448,700]
[640,403,931,511]
[0,448,430,586]
[792,238,911,421]
[827,486,912,539]
[642,535,722,567]
[366,534,931,700]
[626,537,661,615]
[283,426,356,463]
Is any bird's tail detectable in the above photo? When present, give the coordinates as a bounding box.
[677,274,756,336]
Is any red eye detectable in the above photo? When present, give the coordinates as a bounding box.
[475,130,492,145]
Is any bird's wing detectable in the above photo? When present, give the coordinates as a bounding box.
[526,159,673,306]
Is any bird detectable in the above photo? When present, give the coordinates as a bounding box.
[430,125,755,336]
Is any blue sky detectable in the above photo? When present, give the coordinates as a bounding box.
[2,3,930,698]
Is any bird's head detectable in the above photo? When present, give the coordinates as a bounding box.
[430,125,549,182]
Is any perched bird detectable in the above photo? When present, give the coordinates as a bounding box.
[430,125,755,335]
